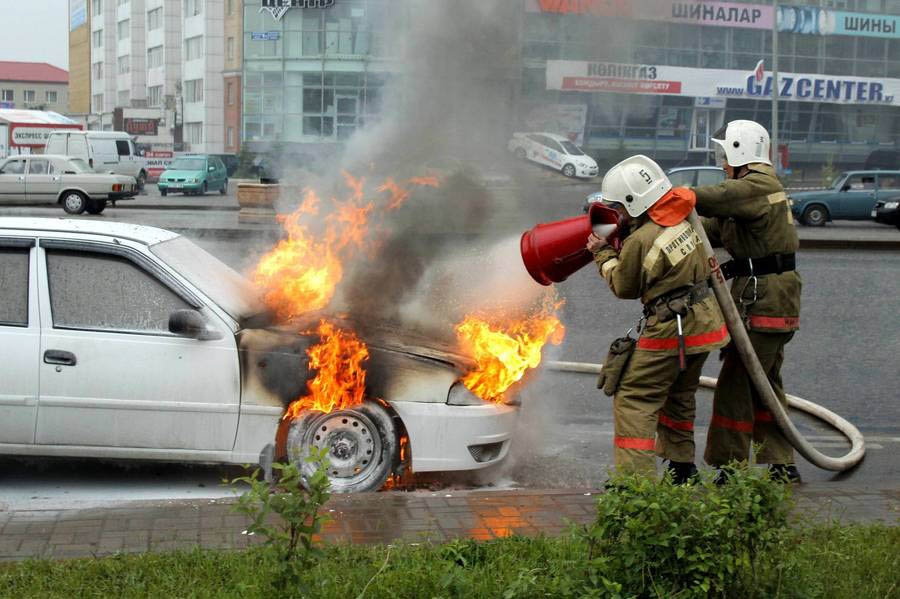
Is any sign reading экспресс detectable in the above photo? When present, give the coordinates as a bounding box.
[261,0,335,20]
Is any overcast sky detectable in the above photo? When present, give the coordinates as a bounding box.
[0,0,69,70]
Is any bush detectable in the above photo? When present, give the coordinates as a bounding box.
[578,463,793,598]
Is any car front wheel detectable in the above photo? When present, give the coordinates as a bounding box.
[802,204,828,226]
[160,188,167,197]
[285,401,398,493]
[562,163,576,178]
[61,191,88,215]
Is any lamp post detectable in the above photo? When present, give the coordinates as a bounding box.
[771,1,780,172]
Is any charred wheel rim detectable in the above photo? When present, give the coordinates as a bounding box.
[290,409,384,489]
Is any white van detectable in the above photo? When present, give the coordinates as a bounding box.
[45,131,148,189]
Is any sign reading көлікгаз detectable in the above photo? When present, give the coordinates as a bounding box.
[260,0,335,21]
[547,61,900,106]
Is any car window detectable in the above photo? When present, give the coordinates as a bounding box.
[877,174,900,190]
[46,249,191,334]
[2,160,26,175]
[697,169,725,186]
[65,158,93,173]
[115,140,131,157]
[69,135,89,159]
[526,134,542,144]
[27,159,50,175]
[846,175,876,190]
[544,139,565,153]
[170,158,206,170]
[0,247,29,327]
[667,170,694,187]
[560,141,585,156]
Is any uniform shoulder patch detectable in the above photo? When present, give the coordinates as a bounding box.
[643,221,701,271]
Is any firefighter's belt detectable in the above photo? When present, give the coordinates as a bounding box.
[720,253,796,281]
[644,282,711,323]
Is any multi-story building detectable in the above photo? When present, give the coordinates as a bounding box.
[239,0,900,176]
[223,0,243,154]
[69,0,92,114]
[0,62,70,113]
[83,0,224,153]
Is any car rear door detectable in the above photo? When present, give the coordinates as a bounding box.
[34,240,240,452]
[0,238,40,445]
[24,158,61,204]
[0,158,27,200]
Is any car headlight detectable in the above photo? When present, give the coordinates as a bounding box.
[447,382,487,406]
[884,201,899,210]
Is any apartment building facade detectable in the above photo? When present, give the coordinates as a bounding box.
[85,0,224,152]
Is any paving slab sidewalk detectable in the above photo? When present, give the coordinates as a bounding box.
[0,483,896,562]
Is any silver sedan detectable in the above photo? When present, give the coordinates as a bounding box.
[0,154,138,215]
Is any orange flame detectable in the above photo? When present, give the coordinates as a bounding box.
[284,320,369,420]
[377,176,441,210]
[455,301,565,403]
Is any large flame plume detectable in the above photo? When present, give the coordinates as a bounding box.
[455,298,565,404]
[283,320,370,420]
[253,172,438,322]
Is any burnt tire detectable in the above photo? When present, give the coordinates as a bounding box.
[85,200,106,214]
[562,163,576,178]
[286,401,397,494]
[61,191,88,215]
[802,204,828,226]
[514,147,527,160]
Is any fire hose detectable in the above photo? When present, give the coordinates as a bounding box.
[547,209,865,472]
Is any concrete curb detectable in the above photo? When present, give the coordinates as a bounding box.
[799,238,900,250]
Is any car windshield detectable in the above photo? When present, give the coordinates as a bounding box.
[168,158,205,171]
[65,158,94,173]
[830,172,850,189]
[150,236,265,323]
[560,141,585,156]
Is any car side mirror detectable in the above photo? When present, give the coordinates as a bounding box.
[841,184,851,191]
[169,309,223,341]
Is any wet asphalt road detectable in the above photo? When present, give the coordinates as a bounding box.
[0,184,898,508]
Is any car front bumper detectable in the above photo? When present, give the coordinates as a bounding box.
[388,400,517,472]
[874,209,900,225]
[108,190,138,200]
[577,166,599,178]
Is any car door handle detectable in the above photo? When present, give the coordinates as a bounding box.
[44,350,77,366]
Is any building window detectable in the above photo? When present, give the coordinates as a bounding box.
[117,90,131,106]
[93,30,103,48]
[23,90,35,103]
[147,45,164,68]
[227,0,234,15]
[226,126,234,148]
[227,81,235,105]
[147,7,162,31]
[117,55,130,74]
[184,79,204,103]
[147,85,163,107]
[92,0,102,15]
[185,36,204,61]
[184,0,202,17]
[118,19,130,41]
[92,61,103,80]
[184,122,203,145]
[227,36,235,61]
[93,93,103,112]
[1,89,13,102]
[117,0,129,6]
[46,91,58,104]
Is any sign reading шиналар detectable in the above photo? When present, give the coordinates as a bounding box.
[261,0,335,21]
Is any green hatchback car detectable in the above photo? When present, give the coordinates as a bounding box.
[157,155,229,196]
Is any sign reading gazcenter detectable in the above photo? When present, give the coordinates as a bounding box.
[260,0,336,21]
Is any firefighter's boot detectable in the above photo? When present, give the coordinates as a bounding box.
[666,461,698,485]
[768,463,802,484]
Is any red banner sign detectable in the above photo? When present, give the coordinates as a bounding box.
[561,77,683,94]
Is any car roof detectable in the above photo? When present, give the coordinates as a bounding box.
[3,154,76,161]
[0,217,180,246]
[50,130,132,139]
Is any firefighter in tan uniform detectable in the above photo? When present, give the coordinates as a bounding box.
[683,120,802,483]
[587,155,730,483]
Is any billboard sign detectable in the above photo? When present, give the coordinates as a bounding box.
[777,5,900,39]
[124,118,159,136]
[547,60,900,106]
[260,0,335,21]
[145,150,174,180]
[526,0,774,30]
[9,124,81,148]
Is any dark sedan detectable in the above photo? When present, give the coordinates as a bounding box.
[872,197,900,229]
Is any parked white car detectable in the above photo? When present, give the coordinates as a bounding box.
[0,155,138,214]
[0,218,516,493]
[45,131,148,190]
[508,132,599,178]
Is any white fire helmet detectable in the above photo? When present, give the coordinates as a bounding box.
[711,119,772,168]
[599,154,672,218]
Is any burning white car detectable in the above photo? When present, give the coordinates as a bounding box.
[508,132,599,178]
[0,218,520,493]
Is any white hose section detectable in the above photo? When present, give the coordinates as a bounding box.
[545,361,866,470]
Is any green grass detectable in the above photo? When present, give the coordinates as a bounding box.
[1,524,897,599]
